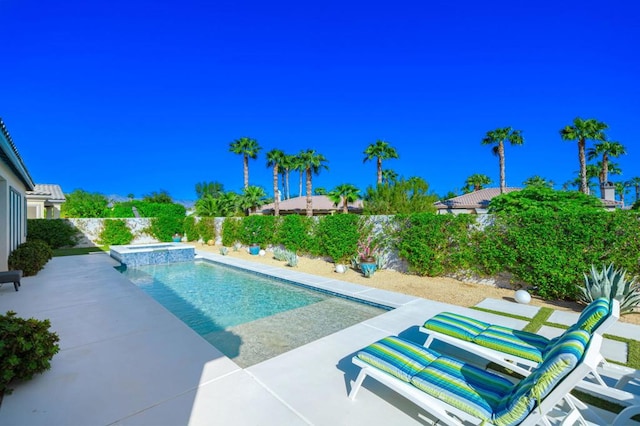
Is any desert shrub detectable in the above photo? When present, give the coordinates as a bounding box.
[27,219,79,248]
[183,216,199,242]
[314,214,360,263]
[8,240,53,276]
[578,264,640,315]
[0,311,60,394]
[97,219,134,246]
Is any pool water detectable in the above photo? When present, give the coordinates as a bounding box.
[120,261,387,367]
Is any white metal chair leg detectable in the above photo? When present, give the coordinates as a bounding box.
[349,368,368,400]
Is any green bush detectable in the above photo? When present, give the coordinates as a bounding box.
[0,311,60,394]
[146,215,184,242]
[314,215,360,263]
[27,219,79,248]
[197,217,216,243]
[277,215,315,253]
[110,201,186,218]
[221,218,241,246]
[183,216,199,242]
[8,240,53,276]
[97,220,134,246]
[395,213,476,276]
[239,216,277,248]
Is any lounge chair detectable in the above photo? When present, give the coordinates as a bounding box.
[350,330,615,425]
[0,270,22,291]
[420,298,640,406]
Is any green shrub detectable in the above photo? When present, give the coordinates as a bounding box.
[221,218,241,246]
[239,216,277,248]
[183,216,199,242]
[147,215,184,242]
[197,217,216,243]
[314,215,360,263]
[395,213,475,276]
[8,240,53,276]
[0,311,60,394]
[97,220,134,246]
[277,215,315,253]
[110,201,187,218]
[27,219,79,248]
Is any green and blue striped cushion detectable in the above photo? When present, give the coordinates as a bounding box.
[422,311,488,342]
[574,297,610,334]
[410,355,514,422]
[473,325,549,363]
[493,329,590,425]
[356,336,438,382]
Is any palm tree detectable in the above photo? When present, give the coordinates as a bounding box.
[481,127,524,194]
[291,154,305,198]
[195,194,220,217]
[240,185,267,215]
[587,140,626,197]
[229,137,262,189]
[314,187,327,195]
[195,181,224,199]
[462,174,492,193]
[560,118,608,194]
[298,149,329,216]
[523,175,554,188]
[279,154,295,200]
[614,181,630,207]
[127,193,135,201]
[328,184,360,213]
[363,140,399,185]
[381,169,398,186]
[266,149,286,216]
[627,177,640,202]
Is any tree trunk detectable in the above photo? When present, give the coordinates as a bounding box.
[343,197,348,213]
[499,142,506,194]
[243,155,249,189]
[273,165,279,216]
[306,168,313,217]
[579,139,588,194]
[377,157,382,185]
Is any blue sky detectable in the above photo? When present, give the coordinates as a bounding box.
[2,0,639,203]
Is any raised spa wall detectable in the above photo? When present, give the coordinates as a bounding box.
[110,243,196,267]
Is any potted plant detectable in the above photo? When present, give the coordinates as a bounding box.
[357,237,378,278]
[249,243,260,255]
[172,233,182,242]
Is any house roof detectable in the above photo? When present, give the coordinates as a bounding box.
[260,195,363,214]
[26,184,66,202]
[0,118,35,190]
[435,187,522,210]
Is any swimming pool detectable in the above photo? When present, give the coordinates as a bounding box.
[120,261,388,367]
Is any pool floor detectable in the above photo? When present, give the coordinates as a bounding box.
[120,261,386,367]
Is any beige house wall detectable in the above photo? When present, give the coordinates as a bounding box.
[0,161,29,270]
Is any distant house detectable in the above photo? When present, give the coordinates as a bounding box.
[259,195,364,215]
[27,184,66,219]
[0,118,35,270]
[434,187,522,215]
[435,185,621,214]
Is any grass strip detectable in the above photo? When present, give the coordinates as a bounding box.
[53,247,106,257]
[522,307,553,333]
[469,306,531,322]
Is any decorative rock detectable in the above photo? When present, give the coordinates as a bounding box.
[259,249,266,256]
[515,289,531,304]
[335,264,346,274]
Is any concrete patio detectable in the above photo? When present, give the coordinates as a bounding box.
[0,252,638,425]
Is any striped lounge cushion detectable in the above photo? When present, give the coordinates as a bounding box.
[493,329,590,425]
[575,297,611,334]
[473,325,550,363]
[410,355,515,423]
[356,336,438,382]
[422,312,489,342]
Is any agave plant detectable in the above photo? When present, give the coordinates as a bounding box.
[578,264,640,315]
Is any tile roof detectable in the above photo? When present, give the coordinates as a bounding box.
[27,184,66,202]
[0,117,35,189]
[260,195,363,213]
[435,187,522,209]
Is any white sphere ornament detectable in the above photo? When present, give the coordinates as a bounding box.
[335,264,346,274]
[515,289,531,304]
[259,249,266,256]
